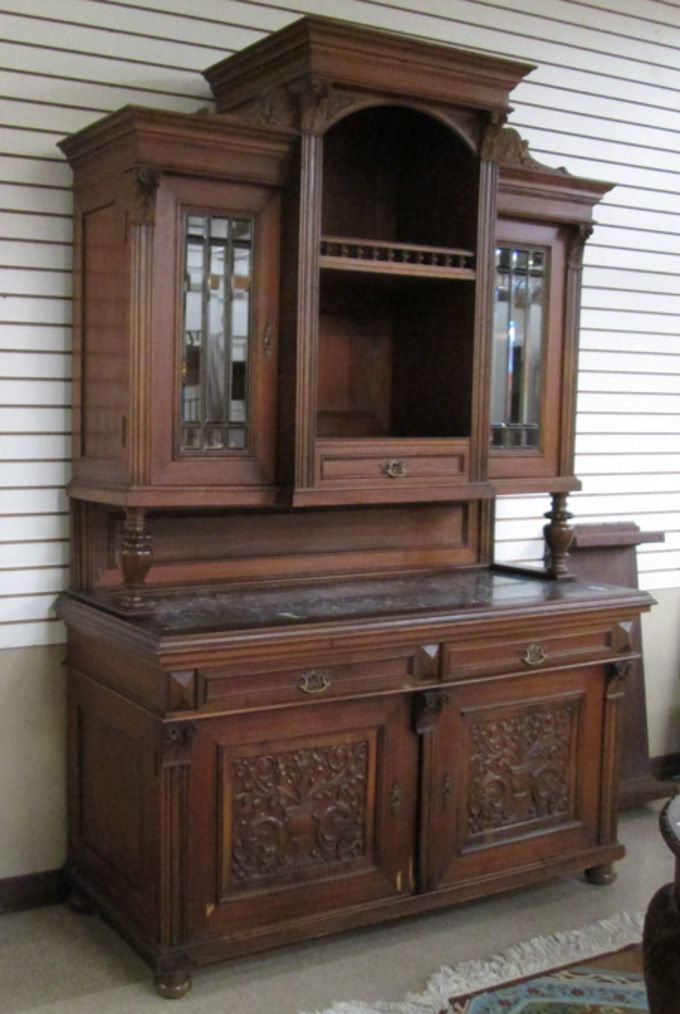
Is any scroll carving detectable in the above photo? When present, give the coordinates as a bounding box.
[467,704,575,834]
[231,741,369,883]
[482,120,569,174]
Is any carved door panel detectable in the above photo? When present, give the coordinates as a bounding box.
[187,694,418,942]
[425,666,606,891]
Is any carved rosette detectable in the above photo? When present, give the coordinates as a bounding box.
[467,704,575,835]
[231,741,369,884]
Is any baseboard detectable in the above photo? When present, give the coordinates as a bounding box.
[651,752,680,785]
[0,869,66,914]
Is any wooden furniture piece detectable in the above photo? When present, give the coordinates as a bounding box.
[57,17,654,997]
[643,795,680,1014]
[569,522,668,807]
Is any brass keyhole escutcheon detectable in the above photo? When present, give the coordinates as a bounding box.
[298,669,331,694]
[522,643,549,666]
[385,459,407,478]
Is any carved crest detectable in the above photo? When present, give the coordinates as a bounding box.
[482,122,568,174]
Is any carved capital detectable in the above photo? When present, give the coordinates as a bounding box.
[567,222,594,269]
[414,689,450,735]
[130,165,161,225]
[607,659,634,698]
[235,78,360,132]
[161,722,196,767]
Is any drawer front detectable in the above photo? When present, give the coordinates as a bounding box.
[315,438,469,487]
[198,646,438,712]
[443,624,614,680]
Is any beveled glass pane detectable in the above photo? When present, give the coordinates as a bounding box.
[180,212,253,453]
[491,245,546,450]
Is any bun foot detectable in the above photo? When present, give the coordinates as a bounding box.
[585,862,617,885]
[154,958,192,1000]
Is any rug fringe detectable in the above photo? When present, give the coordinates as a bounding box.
[300,911,644,1014]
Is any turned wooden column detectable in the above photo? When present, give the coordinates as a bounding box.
[117,507,153,610]
[543,491,575,580]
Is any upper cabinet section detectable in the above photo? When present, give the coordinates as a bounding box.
[59,16,612,511]
[490,147,613,493]
[59,110,293,508]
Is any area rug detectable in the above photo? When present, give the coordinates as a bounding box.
[449,958,646,1012]
[302,911,646,1014]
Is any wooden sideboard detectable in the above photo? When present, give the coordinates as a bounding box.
[61,571,650,997]
[56,16,654,996]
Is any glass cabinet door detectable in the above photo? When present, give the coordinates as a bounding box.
[491,245,546,451]
[180,214,253,454]
[488,220,568,488]
[149,176,280,498]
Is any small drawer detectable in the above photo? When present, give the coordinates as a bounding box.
[443,625,614,680]
[315,438,469,487]
[198,647,438,712]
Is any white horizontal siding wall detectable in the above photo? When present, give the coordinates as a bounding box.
[1,0,678,649]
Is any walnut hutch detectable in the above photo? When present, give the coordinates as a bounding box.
[57,17,653,998]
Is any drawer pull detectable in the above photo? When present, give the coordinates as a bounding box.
[385,459,407,478]
[298,669,331,694]
[522,644,549,666]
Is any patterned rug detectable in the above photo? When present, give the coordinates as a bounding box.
[449,957,647,1012]
[302,912,646,1014]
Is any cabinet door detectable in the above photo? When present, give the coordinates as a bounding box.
[488,219,576,491]
[187,694,418,944]
[150,176,280,493]
[425,666,607,892]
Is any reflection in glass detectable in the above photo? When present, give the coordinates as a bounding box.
[180,213,253,452]
[491,245,546,449]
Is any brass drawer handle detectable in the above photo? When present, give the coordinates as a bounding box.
[385,459,407,478]
[522,644,549,666]
[298,669,331,694]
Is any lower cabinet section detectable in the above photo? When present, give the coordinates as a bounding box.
[65,654,630,995]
